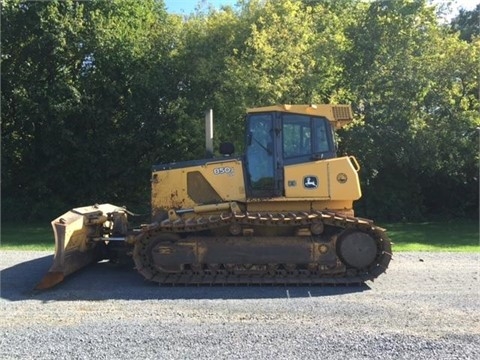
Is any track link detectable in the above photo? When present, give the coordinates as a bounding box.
[133,210,392,286]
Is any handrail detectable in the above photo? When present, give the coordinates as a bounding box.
[349,156,361,172]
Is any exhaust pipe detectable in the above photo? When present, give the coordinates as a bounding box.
[205,109,213,158]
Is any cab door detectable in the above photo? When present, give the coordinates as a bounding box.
[245,112,282,198]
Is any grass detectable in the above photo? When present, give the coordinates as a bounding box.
[383,220,479,252]
[1,220,479,252]
[1,223,54,251]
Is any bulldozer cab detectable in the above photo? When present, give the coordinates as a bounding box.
[245,105,345,198]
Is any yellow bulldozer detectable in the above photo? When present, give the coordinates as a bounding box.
[36,104,392,289]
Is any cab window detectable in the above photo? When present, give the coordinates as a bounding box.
[282,114,332,159]
[245,114,274,190]
[283,114,311,158]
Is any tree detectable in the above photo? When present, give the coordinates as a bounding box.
[451,4,480,42]
[2,0,99,219]
[169,6,247,152]
[341,0,479,220]
[205,0,355,151]
[1,0,199,220]
[2,0,477,222]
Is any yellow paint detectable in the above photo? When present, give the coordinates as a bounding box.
[247,104,353,129]
[152,156,361,215]
[151,158,246,214]
[152,105,359,216]
[202,159,246,200]
[152,167,189,211]
[284,156,361,201]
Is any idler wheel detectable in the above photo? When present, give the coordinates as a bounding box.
[133,233,188,279]
[337,231,378,269]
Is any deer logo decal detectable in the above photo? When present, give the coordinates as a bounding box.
[303,176,318,189]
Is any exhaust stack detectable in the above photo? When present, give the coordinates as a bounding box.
[205,109,213,158]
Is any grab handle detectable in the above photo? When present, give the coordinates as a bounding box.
[349,156,361,172]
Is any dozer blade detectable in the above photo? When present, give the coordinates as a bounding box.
[35,203,125,290]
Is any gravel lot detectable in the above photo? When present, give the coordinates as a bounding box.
[0,251,479,360]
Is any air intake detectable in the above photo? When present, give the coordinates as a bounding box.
[332,105,353,121]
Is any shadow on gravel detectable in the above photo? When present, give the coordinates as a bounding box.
[1,254,370,302]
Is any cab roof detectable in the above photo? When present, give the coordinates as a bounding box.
[246,104,353,129]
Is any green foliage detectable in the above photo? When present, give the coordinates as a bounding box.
[1,0,478,222]
[1,0,203,220]
[451,4,480,42]
[340,0,479,220]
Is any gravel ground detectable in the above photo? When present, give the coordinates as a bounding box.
[0,251,479,360]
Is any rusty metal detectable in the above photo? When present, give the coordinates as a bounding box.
[133,210,392,285]
[35,204,127,290]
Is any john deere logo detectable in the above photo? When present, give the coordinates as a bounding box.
[303,176,318,189]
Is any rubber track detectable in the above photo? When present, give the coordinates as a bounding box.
[134,211,392,285]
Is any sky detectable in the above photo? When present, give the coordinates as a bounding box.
[164,0,478,15]
[164,0,236,13]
